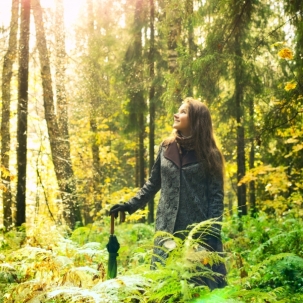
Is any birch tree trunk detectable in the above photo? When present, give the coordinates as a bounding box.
[1,0,19,230]
[16,0,30,227]
[32,0,82,229]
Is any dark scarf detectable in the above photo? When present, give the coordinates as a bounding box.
[174,131,195,152]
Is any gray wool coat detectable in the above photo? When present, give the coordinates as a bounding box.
[127,141,224,235]
[126,141,226,284]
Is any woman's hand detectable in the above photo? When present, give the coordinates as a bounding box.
[109,203,130,218]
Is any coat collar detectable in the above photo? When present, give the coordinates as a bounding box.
[163,141,197,168]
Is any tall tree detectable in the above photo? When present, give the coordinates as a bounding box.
[148,0,155,224]
[1,0,19,230]
[234,30,247,216]
[248,96,257,215]
[166,0,182,106]
[86,0,104,221]
[185,0,194,97]
[55,0,69,139]
[122,0,147,188]
[55,0,82,226]
[16,0,30,227]
[284,1,303,85]
[32,0,82,229]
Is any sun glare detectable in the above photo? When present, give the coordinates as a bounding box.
[41,0,85,28]
[1,0,85,28]
[1,0,13,27]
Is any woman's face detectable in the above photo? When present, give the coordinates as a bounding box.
[173,103,191,136]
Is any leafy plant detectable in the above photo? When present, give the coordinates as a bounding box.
[249,255,303,292]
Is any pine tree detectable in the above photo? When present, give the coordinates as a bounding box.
[1,0,19,230]
[32,0,82,229]
[16,0,30,227]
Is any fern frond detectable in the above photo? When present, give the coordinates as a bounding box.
[7,247,53,262]
[62,266,102,288]
[253,230,299,257]
[187,218,222,242]
[73,244,107,267]
[247,252,295,277]
[0,263,18,283]
[4,279,48,303]
[45,287,103,303]
[92,274,150,302]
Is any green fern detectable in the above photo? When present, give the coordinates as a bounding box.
[248,255,303,292]
[143,221,226,302]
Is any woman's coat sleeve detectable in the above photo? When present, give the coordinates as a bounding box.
[126,148,162,214]
[207,152,224,238]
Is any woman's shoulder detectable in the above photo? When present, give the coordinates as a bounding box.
[161,136,175,147]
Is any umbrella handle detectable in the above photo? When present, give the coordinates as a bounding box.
[110,213,115,235]
[111,211,125,234]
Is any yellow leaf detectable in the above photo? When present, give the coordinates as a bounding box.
[293,143,303,152]
[278,48,293,59]
[272,41,285,47]
[284,81,297,91]
[285,137,299,144]
[0,165,10,178]
[0,184,7,192]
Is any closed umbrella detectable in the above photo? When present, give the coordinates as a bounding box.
[106,212,125,279]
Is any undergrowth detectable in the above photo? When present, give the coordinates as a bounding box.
[0,210,302,302]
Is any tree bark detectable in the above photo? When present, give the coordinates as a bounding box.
[55,0,68,136]
[55,0,82,226]
[138,112,145,188]
[249,97,256,215]
[16,0,30,227]
[235,32,247,217]
[32,0,82,229]
[87,0,103,221]
[1,0,19,230]
[148,0,155,224]
[185,0,194,97]
[167,1,182,105]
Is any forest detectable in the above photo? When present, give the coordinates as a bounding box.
[0,0,303,302]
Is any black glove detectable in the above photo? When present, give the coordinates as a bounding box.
[109,203,130,218]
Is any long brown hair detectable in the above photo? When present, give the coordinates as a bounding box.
[166,97,224,177]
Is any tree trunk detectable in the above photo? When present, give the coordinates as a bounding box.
[167,2,182,105]
[55,0,68,136]
[235,33,247,216]
[122,0,146,198]
[16,0,30,227]
[185,0,194,97]
[32,0,82,229]
[134,0,146,192]
[87,0,103,221]
[55,0,82,225]
[1,0,19,230]
[135,147,139,187]
[249,97,256,215]
[148,0,155,224]
[138,112,145,188]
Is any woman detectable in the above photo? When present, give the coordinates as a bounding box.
[110,97,227,289]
